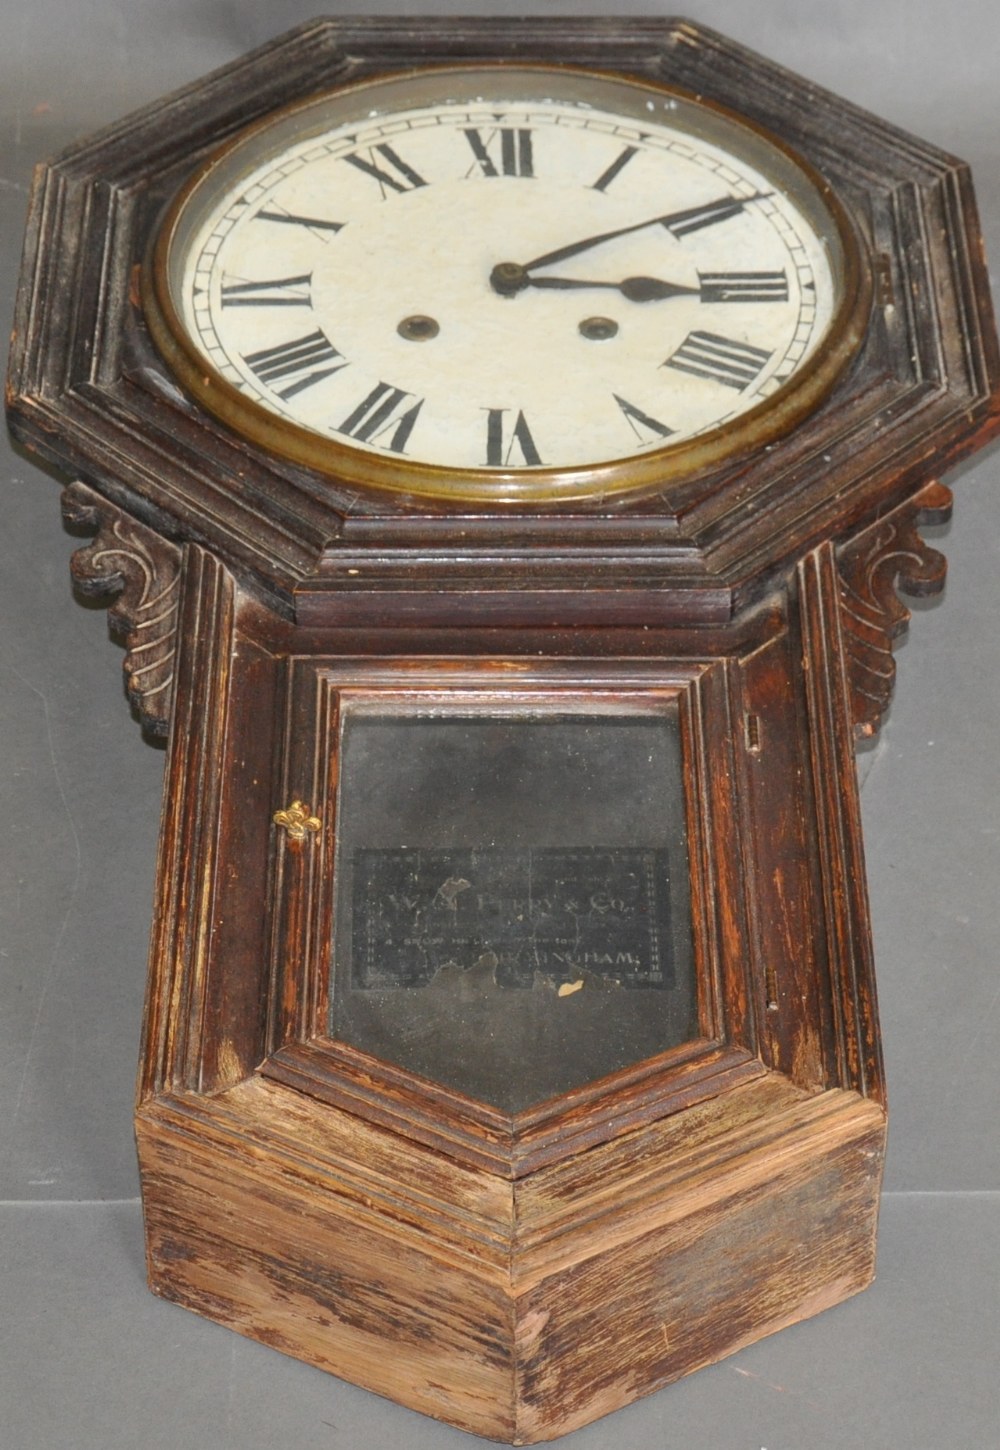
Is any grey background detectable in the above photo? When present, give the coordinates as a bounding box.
[1,2,998,1446]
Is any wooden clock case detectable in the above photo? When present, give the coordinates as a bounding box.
[7,16,1000,1444]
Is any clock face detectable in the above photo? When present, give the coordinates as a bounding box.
[146,68,869,504]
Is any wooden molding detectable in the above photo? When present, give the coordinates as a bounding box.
[799,544,885,1102]
[836,480,952,738]
[62,481,182,736]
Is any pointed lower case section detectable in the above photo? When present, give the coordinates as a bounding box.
[136,1075,885,1443]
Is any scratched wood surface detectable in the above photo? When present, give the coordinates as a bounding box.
[123,531,892,1440]
[137,1075,884,1442]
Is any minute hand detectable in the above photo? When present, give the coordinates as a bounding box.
[523,192,767,272]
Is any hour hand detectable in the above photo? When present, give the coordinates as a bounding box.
[491,262,697,301]
[524,274,699,303]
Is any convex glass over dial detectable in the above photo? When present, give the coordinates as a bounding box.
[145,67,869,505]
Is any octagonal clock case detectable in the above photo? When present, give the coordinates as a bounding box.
[7,16,1000,1444]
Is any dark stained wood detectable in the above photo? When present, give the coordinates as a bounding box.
[837,480,952,738]
[62,481,181,736]
[138,546,237,1100]
[798,546,886,1105]
[730,618,836,1089]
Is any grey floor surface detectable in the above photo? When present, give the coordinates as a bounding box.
[2,3,998,1448]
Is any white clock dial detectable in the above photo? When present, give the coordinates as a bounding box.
[148,68,868,504]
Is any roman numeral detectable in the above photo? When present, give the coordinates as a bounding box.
[485,409,542,467]
[663,193,763,239]
[614,394,675,446]
[254,205,345,236]
[663,331,773,390]
[343,143,427,196]
[463,127,534,178]
[220,273,312,307]
[243,329,347,400]
[592,145,638,193]
[699,270,789,304]
[336,383,424,453]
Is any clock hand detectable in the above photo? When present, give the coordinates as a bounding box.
[489,192,766,298]
[524,274,699,302]
[522,191,768,272]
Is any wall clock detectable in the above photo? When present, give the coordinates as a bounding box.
[6,15,999,1444]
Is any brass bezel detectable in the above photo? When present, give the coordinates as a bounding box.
[142,64,873,510]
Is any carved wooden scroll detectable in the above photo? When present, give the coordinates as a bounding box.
[837,481,952,739]
[62,482,182,737]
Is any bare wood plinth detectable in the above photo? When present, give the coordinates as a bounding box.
[138,1079,883,1443]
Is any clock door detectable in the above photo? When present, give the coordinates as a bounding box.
[261,655,761,1146]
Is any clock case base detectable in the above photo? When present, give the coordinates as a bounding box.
[138,1080,882,1444]
[117,510,912,1441]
